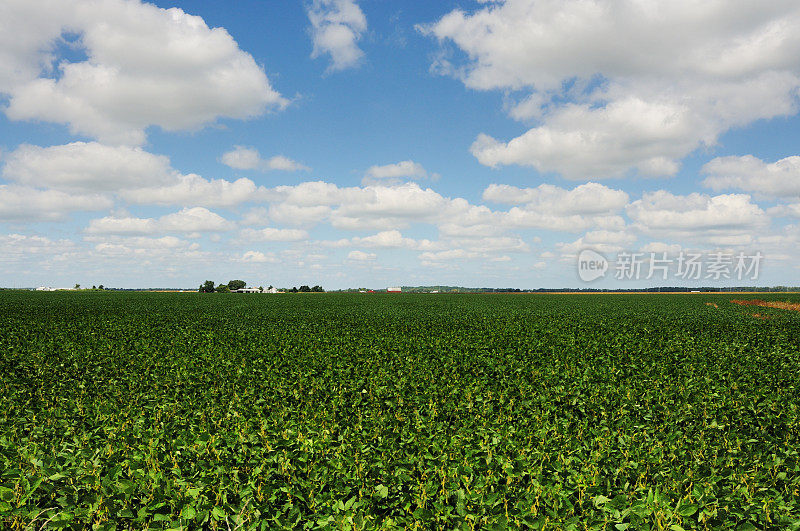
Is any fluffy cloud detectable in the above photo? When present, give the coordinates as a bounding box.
[423,1,800,178]
[483,182,628,213]
[260,181,456,231]
[702,155,800,198]
[318,230,438,250]
[263,181,370,207]
[627,191,769,245]
[120,174,260,208]
[220,146,309,172]
[557,230,638,256]
[239,227,310,242]
[307,0,367,72]
[351,230,418,249]
[89,235,201,259]
[2,141,266,207]
[347,250,376,261]
[362,160,432,185]
[0,185,112,221]
[2,142,172,192]
[0,0,287,145]
[268,204,332,227]
[418,235,530,264]
[240,251,279,263]
[256,180,627,242]
[470,99,697,179]
[640,242,683,255]
[482,182,628,233]
[86,207,233,235]
[0,233,79,262]
[85,216,157,235]
[768,203,800,218]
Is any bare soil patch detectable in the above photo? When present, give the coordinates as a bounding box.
[731,299,800,312]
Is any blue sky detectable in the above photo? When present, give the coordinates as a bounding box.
[1,0,799,289]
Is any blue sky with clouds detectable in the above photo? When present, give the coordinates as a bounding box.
[1,0,799,289]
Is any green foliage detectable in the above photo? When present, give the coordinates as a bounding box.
[1,292,799,529]
[215,284,230,293]
[228,280,246,291]
[199,280,215,293]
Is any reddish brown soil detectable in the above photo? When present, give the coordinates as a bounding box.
[731,299,800,312]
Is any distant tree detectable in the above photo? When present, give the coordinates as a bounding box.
[199,280,216,293]
[216,284,230,293]
[228,279,246,291]
[299,285,311,292]
[290,286,298,293]
[92,285,96,289]
[258,286,264,292]
[268,285,273,290]
[98,285,104,290]
[312,285,324,292]
[74,283,80,289]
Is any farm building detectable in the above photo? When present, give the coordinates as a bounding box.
[387,287,402,293]
[234,288,261,293]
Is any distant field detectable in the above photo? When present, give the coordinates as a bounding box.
[1,292,799,529]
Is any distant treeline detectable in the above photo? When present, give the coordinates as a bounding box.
[198,280,323,293]
[334,285,800,293]
[5,285,797,293]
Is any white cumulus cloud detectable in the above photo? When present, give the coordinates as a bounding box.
[307,0,367,72]
[362,160,431,185]
[239,227,310,242]
[2,142,172,192]
[240,251,279,263]
[423,0,800,179]
[702,155,800,198]
[86,207,234,235]
[0,185,112,221]
[220,146,309,172]
[347,250,376,261]
[120,174,261,208]
[0,0,287,145]
[627,191,769,245]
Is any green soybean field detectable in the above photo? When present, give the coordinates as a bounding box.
[1,291,799,530]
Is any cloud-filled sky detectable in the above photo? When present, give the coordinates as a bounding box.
[1,0,800,289]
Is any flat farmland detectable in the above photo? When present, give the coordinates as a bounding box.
[1,292,799,529]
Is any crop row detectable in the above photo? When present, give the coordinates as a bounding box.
[1,292,799,529]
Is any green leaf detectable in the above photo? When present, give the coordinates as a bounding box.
[344,495,357,510]
[593,495,611,507]
[679,503,698,517]
[375,484,388,498]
